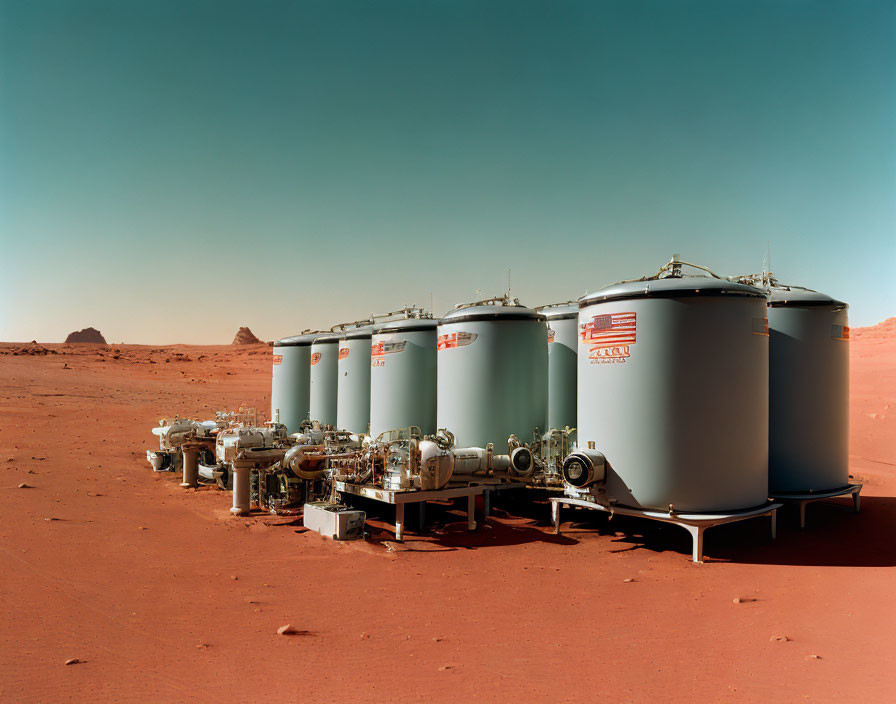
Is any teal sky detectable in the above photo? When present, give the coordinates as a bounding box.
[1,0,894,343]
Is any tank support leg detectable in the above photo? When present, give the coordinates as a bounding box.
[552,501,561,535]
[180,447,198,488]
[231,466,250,516]
[798,501,807,530]
[395,504,405,542]
[483,489,491,518]
[770,509,777,540]
[684,524,704,564]
[467,494,477,531]
[853,490,861,514]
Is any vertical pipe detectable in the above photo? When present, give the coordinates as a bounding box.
[180,447,199,488]
[231,465,251,515]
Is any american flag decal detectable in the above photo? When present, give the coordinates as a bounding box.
[581,312,637,348]
[437,332,478,350]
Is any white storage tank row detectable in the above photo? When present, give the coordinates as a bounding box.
[270,260,850,517]
[571,258,851,515]
[271,299,554,447]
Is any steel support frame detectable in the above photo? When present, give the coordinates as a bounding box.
[550,497,782,563]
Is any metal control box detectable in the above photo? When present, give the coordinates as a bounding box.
[303,502,365,540]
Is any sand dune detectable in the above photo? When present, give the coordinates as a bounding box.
[1,323,894,702]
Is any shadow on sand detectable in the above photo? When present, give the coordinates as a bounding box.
[551,495,896,566]
[283,489,896,565]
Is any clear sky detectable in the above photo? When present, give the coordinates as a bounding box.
[1,0,894,343]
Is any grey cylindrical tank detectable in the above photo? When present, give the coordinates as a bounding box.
[336,326,373,434]
[578,277,769,513]
[270,334,314,433]
[309,334,339,426]
[768,287,849,494]
[437,302,547,448]
[369,318,438,438]
[540,303,578,432]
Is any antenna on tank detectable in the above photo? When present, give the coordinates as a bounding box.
[506,268,512,298]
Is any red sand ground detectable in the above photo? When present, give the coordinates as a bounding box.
[1,323,894,703]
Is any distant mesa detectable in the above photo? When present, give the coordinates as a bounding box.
[65,327,107,344]
[232,327,262,345]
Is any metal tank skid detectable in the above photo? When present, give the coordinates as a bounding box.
[537,302,578,434]
[309,333,340,426]
[436,295,548,449]
[271,333,314,433]
[370,311,438,438]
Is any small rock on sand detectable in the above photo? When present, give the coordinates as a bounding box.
[64,658,82,666]
[17,483,32,489]
[277,624,298,636]
[770,635,790,642]
[623,578,635,583]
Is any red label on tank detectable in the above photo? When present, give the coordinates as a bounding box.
[310,352,321,365]
[437,332,477,350]
[752,317,769,336]
[547,328,555,343]
[371,340,406,364]
[833,325,850,341]
[272,355,282,365]
[338,347,349,360]
[582,312,636,364]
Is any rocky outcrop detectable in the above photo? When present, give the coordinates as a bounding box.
[232,327,261,345]
[65,327,106,344]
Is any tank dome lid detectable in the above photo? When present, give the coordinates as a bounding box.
[768,286,847,309]
[310,332,341,344]
[374,317,439,334]
[274,332,326,347]
[580,277,765,307]
[440,299,545,325]
[537,302,578,320]
[339,324,375,340]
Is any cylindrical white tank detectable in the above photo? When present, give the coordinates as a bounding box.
[369,317,438,438]
[309,334,339,426]
[336,325,373,434]
[767,286,849,494]
[539,303,578,432]
[270,334,314,433]
[578,275,769,513]
[437,299,547,448]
